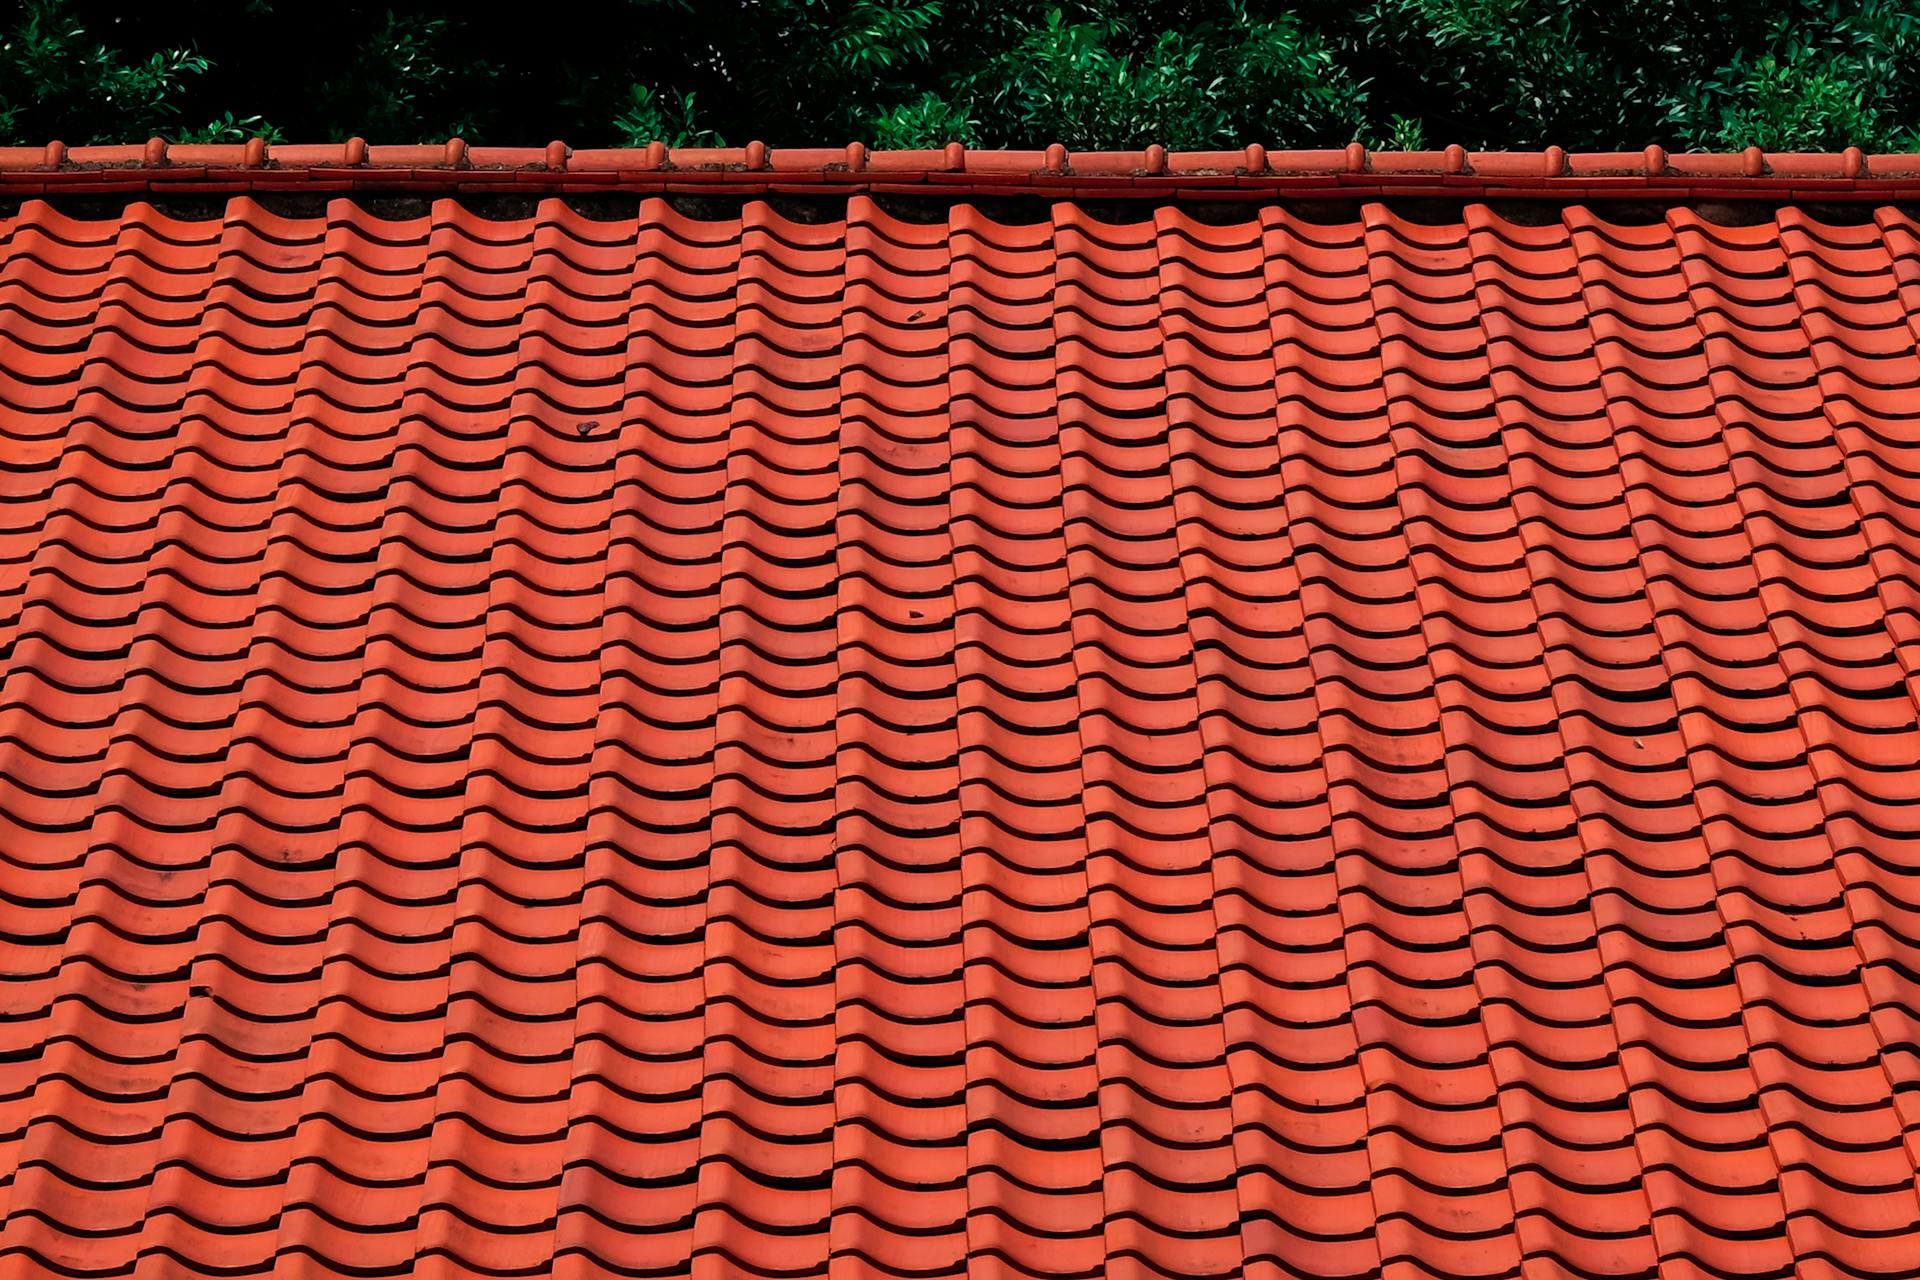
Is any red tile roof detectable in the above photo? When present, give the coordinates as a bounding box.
[6,139,1920,200]
[4,182,1920,1280]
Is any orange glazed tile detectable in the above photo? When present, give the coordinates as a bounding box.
[5,184,1920,1280]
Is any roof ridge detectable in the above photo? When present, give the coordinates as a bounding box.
[2,137,1914,200]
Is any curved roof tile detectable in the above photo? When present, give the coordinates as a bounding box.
[1,184,1919,1279]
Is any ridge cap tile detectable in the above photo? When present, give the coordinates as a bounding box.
[8,139,1920,199]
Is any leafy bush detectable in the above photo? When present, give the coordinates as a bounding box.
[1,0,209,143]
[3,0,1919,151]
[1662,0,1920,150]
[939,6,1363,148]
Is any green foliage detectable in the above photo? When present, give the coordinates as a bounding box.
[1373,114,1428,151]
[1662,0,1920,150]
[942,6,1363,148]
[1,0,210,142]
[613,84,718,148]
[176,111,281,144]
[3,0,1919,151]
[309,11,481,141]
[869,90,976,149]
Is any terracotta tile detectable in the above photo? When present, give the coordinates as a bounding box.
[3,185,1920,1279]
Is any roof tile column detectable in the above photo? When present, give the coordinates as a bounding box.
[945,203,1106,1280]
[1052,205,1244,1280]
[1667,207,1920,1275]
[1789,210,1920,1164]
[131,198,333,1279]
[826,196,968,1280]
[690,201,846,1280]
[1566,206,1799,1279]
[557,196,739,1280]
[1250,207,1389,1280]
[0,208,227,1277]
[1462,203,1664,1279]
[272,198,493,1278]
[0,201,151,1229]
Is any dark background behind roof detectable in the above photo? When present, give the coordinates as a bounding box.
[3,0,1918,154]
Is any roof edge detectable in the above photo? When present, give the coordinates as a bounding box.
[5,138,1919,201]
